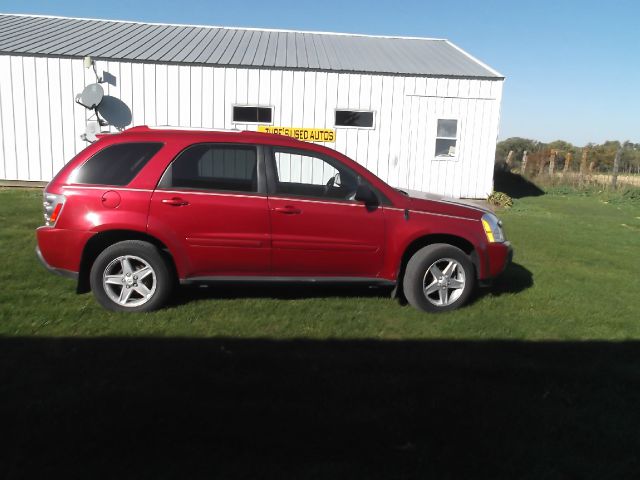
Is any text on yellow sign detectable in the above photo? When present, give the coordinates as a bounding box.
[257,126,336,143]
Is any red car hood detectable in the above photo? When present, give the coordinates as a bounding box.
[400,189,492,220]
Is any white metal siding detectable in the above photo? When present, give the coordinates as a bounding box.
[0,54,503,198]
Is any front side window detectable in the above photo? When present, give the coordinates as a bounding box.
[335,110,374,128]
[232,106,273,124]
[272,149,359,201]
[435,119,458,158]
[159,144,257,193]
[72,142,162,186]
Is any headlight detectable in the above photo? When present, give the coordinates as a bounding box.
[481,213,505,243]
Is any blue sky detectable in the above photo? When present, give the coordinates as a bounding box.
[1,0,638,145]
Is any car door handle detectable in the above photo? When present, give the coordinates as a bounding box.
[273,205,302,214]
[162,197,190,206]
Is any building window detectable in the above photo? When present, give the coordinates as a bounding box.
[232,106,272,124]
[335,110,374,128]
[435,119,458,158]
[159,144,258,193]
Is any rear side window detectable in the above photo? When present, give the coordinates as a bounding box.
[158,144,258,193]
[72,142,162,186]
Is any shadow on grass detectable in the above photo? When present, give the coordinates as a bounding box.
[468,262,534,307]
[485,262,533,295]
[1,336,638,478]
[494,169,544,199]
[169,262,533,307]
[171,281,393,305]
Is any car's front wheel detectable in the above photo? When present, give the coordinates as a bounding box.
[403,243,475,313]
[90,240,173,312]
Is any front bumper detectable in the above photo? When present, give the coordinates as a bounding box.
[36,246,78,280]
[503,243,514,273]
[486,241,513,278]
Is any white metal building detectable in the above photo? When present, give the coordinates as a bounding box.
[0,13,504,198]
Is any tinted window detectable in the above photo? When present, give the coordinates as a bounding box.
[272,149,359,201]
[73,143,162,186]
[233,106,272,123]
[335,110,374,128]
[159,144,258,193]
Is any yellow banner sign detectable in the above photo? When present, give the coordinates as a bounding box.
[258,126,335,143]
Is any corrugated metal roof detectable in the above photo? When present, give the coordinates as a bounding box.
[0,14,502,78]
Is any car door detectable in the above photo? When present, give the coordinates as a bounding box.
[148,143,271,277]
[266,146,385,277]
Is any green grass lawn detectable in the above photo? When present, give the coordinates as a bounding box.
[0,187,638,340]
[2,187,640,479]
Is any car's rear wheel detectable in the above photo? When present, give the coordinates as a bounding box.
[90,240,172,312]
[403,243,475,313]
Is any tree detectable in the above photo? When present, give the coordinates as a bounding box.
[495,138,543,168]
[620,142,640,172]
[547,140,578,171]
[587,141,620,171]
[496,138,640,175]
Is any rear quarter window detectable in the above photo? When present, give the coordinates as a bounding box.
[71,142,163,186]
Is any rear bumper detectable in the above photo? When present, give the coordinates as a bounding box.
[36,226,91,279]
[36,246,78,280]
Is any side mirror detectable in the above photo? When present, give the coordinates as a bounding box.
[354,183,379,206]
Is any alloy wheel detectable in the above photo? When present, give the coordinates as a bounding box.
[102,255,157,307]
[422,257,466,307]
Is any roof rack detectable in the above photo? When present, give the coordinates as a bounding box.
[120,125,308,140]
[139,125,243,132]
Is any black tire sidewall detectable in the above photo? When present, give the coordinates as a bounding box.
[403,243,475,313]
[89,240,172,312]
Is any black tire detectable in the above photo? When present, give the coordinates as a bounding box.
[402,243,475,313]
[89,240,173,312]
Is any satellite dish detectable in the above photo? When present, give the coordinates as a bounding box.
[75,83,104,109]
[96,95,132,130]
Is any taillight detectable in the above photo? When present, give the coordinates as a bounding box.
[43,192,65,226]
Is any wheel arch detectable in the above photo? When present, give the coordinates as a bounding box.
[77,230,178,294]
[393,233,479,299]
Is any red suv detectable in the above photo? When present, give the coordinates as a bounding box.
[36,126,512,313]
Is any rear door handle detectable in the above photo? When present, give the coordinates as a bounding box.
[162,197,190,206]
[273,205,302,215]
